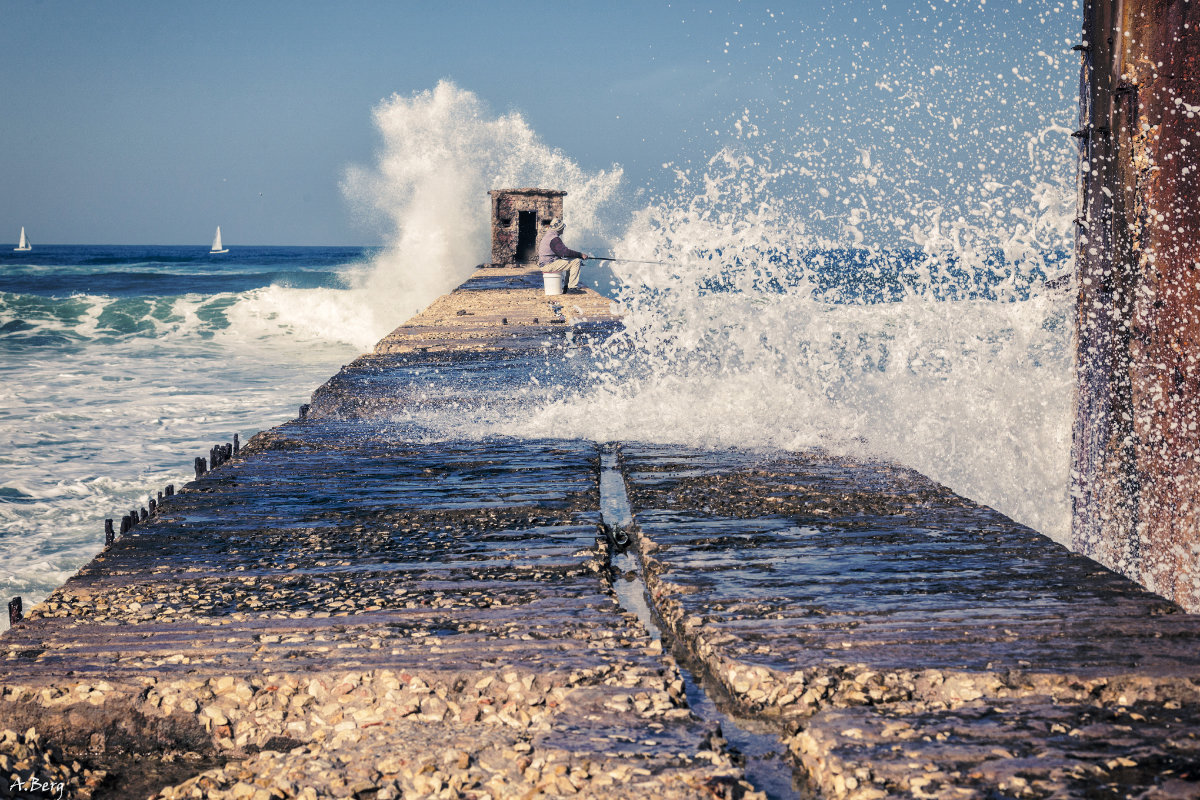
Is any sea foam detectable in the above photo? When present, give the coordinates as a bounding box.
[0,282,364,628]
[341,81,625,343]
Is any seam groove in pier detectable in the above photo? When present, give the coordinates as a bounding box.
[600,443,798,800]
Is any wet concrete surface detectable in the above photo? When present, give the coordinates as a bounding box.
[793,697,1200,799]
[371,264,618,357]
[2,264,1198,798]
[621,443,1200,798]
[600,450,801,799]
[0,271,759,799]
[1,430,751,799]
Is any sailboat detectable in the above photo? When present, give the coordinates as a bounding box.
[210,226,229,254]
[14,227,31,252]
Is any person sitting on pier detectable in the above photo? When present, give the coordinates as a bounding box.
[538,218,590,294]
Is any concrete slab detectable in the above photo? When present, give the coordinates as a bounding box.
[373,265,618,355]
[4,260,1198,799]
[0,276,754,798]
[619,442,1200,797]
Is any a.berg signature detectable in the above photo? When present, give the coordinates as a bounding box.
[8,774,67,800]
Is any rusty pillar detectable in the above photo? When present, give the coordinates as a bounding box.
[1073,1,1200,611]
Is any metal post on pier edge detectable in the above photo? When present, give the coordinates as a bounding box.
[104,518,115,547]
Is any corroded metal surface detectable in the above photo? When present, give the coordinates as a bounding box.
[1074,0,1200,610]
[621,442,1200,797]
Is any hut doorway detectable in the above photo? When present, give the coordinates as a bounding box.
[488,189,564,266]
[516,211,538,263]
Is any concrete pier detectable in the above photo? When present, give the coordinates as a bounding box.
[2,263,1200,799]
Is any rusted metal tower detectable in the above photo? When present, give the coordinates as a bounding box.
[1073,1,1200,610]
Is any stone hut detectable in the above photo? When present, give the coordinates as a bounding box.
[488,188,565,266]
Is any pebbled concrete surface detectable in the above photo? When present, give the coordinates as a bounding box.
[1,272,757,799]
[619,442,1200,798]
[3,263,1199,799]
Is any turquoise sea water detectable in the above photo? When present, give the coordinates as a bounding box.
[0,245,372,621]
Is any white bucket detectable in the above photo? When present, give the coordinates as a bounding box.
[542,271,564,295]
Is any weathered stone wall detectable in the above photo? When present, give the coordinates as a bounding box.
[1073,1,1200,610]
[488,188,565,265]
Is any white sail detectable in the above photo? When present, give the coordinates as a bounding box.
[14,227,31,252]
[210,226,228,254]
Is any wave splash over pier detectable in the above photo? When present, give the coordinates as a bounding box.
[519,151,1076,543]
[343,7,1079,543]
[340,80,624,342]
[1,2,1082,622]
[541,2,1081,544]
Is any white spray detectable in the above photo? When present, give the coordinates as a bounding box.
[341,81,624,344]
[320,4,1083,541]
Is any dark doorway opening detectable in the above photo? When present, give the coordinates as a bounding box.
[516,211,538,263]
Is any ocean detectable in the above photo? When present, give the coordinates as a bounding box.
[0,245,370,620]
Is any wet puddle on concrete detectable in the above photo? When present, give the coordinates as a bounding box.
[599,446,800,800]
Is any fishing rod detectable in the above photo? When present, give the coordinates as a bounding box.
[588,256,668,265]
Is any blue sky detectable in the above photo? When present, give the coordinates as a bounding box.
[0,1,1079,246]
